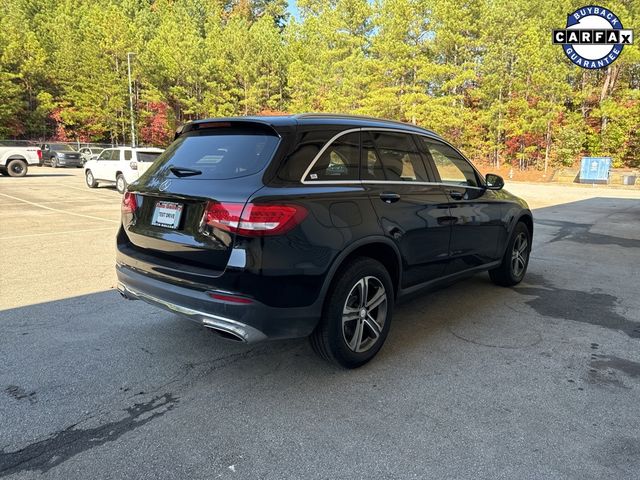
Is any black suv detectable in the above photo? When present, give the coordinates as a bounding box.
[116,114,532,368]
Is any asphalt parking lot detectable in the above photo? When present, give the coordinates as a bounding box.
[1,167,639,479]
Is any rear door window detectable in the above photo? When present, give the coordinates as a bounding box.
[149,128,280,180]
[369,131,430,182]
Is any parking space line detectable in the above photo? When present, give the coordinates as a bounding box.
[0,192,119,223]
[0,227,116,240]
[63,185,118,197]
[1,199,113,206]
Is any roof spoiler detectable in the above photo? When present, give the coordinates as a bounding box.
[174,119,281,140]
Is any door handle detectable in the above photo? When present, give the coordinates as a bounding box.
[447,190,464,200]
[379,192,401,204]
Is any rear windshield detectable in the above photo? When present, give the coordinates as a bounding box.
[137,152,162,163]
[148,128,280,180]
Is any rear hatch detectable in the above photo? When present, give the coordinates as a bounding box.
[119,123,282,278]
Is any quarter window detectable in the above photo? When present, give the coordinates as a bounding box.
[124,150,132,161]
[420,138,479,187]
[368,131,429,182]
[305,132,359,181]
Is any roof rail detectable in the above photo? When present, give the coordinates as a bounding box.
[294,113,436,134]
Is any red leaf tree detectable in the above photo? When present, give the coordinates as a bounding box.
[139,101,173,146]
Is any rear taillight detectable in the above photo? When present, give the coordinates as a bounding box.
[122,192,137,215]
[201,202,307,237]
[37,149,42,160]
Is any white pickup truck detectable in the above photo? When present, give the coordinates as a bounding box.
[0,142,42,177]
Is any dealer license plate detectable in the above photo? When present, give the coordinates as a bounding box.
[151,201,183,229]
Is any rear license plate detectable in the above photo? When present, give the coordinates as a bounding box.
[151,201,183,229]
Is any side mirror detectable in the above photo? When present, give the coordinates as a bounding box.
[485,173,504,190]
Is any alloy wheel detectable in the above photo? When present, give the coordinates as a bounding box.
[342,276,387,353]
[511,232,529,277]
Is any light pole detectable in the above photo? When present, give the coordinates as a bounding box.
[127,52,136,147]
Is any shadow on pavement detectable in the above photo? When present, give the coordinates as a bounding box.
[1,196,639,477]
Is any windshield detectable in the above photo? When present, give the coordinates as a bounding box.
[147,128,280,180]
[50,144,76,151]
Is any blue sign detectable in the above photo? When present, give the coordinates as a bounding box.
[580,157,611,183]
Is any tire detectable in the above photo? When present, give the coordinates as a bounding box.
[116,173,127,194]
[489,221,531,287]
[310,257,393,368]
[6,159,28,177]
[85,170,97,188]
[50,157,58,168]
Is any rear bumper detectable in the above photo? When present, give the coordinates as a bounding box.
[116,264,321,342]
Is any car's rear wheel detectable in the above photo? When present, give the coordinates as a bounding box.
[7,159,28,177]
[489,221,531,286]
[85,170,97,188]
[310,257,393,368]
[116,174,127,194]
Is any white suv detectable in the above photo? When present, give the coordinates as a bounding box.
[84,147,164,193]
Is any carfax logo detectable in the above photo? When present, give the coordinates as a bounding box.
[553,5,634,69]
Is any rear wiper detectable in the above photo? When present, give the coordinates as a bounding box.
[169,165,202,177]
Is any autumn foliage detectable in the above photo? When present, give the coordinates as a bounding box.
[1,0,639,168]
[139,102,173,146]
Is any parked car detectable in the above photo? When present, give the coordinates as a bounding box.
[78,147,104,165]
[0,141,42,177]
[116,114,533,368]
[41,143,83,168]
[83,146,164,193]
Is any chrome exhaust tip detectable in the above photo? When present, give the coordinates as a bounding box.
[203,324,246,342]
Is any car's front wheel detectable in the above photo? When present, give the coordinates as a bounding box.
[50,157,58,168]
[489,221,531,286]
[310,257,393,368]
[85,170,97,188]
